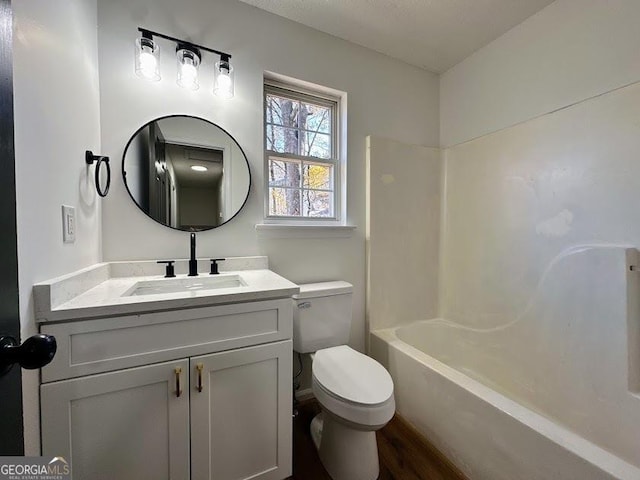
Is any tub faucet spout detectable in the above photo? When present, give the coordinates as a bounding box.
[188,232,198,276]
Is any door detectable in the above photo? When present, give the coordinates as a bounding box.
[0,0,23,456]
[41,359,190,480]
[190,340,292,480]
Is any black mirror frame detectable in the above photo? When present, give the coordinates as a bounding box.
[122,114,251,232]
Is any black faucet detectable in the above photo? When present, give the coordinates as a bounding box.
[188,232,198,276]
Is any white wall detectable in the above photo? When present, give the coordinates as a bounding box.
[13,0,102,454]
[438,0,640,325]
[440,0,640,147]
[97,0,440,357]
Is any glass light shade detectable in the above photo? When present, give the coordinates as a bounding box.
[135,37,160,81]
[213,59,234,99]
[176,49,200,90]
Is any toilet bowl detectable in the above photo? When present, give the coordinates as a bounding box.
[310,345,395,480]
[292,282,395,480]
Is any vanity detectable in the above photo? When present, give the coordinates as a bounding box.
[34,257,298,480]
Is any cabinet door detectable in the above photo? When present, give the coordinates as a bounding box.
[190,340,292,480]
[41,359,190,480]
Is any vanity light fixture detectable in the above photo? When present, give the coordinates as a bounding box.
[190,165,208,172]
[136,28,234,98]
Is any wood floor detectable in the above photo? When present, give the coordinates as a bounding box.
[291,400,467,480]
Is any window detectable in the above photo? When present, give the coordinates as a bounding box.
[264,82,340,221]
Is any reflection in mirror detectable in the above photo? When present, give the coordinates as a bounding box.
[123,116,251,231]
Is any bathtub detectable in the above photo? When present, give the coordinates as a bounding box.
[370,322,640,480]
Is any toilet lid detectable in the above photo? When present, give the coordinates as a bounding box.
[312,345,394,405]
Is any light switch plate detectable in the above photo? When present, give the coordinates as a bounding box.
[62,205,75,243]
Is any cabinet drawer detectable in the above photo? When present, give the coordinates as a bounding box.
[41,299,292,382]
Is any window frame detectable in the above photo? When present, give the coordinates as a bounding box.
[263,81,342,223]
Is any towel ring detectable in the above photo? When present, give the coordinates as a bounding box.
[85,150,111,197]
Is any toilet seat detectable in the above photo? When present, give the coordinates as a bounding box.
[312,346,395,427]
[313,345,394,404]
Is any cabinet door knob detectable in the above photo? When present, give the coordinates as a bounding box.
[174,367,182,397]
[196,363,204,393]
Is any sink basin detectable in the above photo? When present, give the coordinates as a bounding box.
[123,274,247,297]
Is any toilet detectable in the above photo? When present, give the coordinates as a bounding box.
[293,281,395,480]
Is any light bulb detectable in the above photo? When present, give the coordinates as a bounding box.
[217,72,231,91]
[135,37,160,81]
[191,165,207,172]
[182,63,197,83]
[176,48,200,90]
[139,48,158,79]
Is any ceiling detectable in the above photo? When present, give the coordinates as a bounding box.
[166,144,223,188]
[238,0,555,73]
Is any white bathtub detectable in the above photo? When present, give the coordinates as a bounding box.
[370,322,640,480]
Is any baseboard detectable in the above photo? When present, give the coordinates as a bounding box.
[388,412,468,480]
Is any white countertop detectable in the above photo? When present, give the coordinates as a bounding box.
[34,258,299,323]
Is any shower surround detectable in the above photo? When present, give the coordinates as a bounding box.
[367,82,640,479]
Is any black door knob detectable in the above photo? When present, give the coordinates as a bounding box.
[0,334,57,374]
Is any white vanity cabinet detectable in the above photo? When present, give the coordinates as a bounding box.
[40,298,293,480]
[41,358,191,480]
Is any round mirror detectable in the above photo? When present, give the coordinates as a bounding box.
[122,115,251,231]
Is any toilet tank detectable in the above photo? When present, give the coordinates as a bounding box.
[292,281,353,353]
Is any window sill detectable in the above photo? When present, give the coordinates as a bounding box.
[255,223,357,239]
